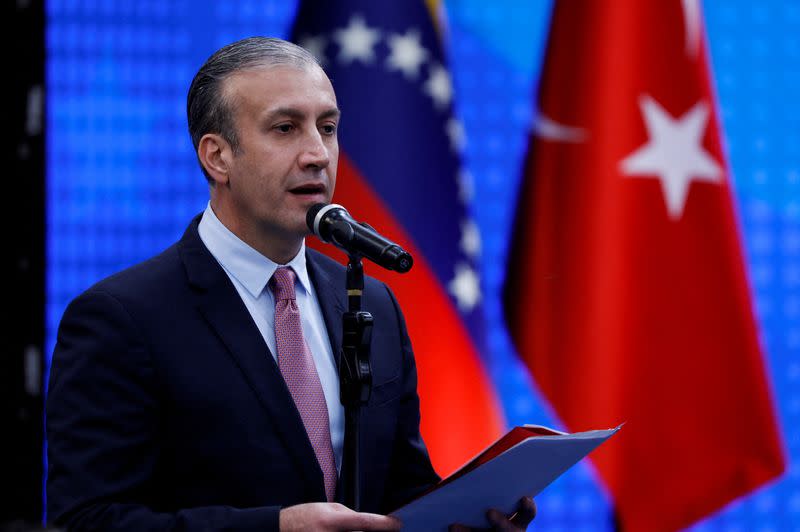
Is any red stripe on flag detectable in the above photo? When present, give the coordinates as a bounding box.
[309,152,505,476]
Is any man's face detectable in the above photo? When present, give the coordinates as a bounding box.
[217,64,339,244]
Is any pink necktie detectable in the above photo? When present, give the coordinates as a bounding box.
[270,267,337,502]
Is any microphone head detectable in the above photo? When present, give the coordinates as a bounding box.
[306,203,349,241]
[306,203,327,234]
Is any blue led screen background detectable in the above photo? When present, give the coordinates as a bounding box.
[46,1,799,529]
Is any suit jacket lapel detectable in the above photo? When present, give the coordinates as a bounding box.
[177,217,326,501]
[305,249,346,368]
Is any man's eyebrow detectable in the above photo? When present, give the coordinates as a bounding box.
[319,108,341,121]
[263,107,341,122]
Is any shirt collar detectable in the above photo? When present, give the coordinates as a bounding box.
[198,202,312,298]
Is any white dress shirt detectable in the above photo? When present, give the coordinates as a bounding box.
[198,203,344,470]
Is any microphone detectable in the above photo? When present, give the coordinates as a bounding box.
[307,203,414,273]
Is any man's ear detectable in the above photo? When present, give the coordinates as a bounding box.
[197,133,233,186]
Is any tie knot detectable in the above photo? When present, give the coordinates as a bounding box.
[270,267,297,301]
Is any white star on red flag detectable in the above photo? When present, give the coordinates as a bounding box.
[620,95,723,220]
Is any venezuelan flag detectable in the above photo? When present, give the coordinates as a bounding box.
[291,0,504,476]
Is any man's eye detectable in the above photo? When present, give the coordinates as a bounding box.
[321,124,337,135]
[275,124,293,133]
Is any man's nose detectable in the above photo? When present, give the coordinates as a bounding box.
[298,130,330,170]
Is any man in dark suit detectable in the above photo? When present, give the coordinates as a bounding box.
[46,37,536,531]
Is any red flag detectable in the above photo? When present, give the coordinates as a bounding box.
[504,2,785,530]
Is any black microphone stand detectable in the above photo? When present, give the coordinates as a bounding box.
[339,253,373,511]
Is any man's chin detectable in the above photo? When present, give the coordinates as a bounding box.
[290,192,330,209]
[289,219,315,242]
[293,197,331,229]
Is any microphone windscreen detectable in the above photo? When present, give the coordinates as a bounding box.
[306,203,327,233]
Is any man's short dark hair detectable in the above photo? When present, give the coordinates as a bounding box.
[186,36,322,181]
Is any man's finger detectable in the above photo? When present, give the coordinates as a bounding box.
[486,509,515,531]
[509,496,537,528]
[345,511,402,531]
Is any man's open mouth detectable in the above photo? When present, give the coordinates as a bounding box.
[289,183,326,196]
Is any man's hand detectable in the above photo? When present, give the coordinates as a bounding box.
[279,502,402,531]
[448,496,537,532]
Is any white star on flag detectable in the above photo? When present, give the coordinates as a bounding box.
[333,15,381,64]
[448,262,481,311]
[620,95,723,220]
[386,29,429,79]
[460,219,481,258]
[423,64,452,109]
[457,168,474,204]
[446,117,466,153]
[297,34,328,65]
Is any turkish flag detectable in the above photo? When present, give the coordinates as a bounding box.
[504,2,785,530]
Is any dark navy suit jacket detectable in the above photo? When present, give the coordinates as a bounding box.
[46,217,439,531]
